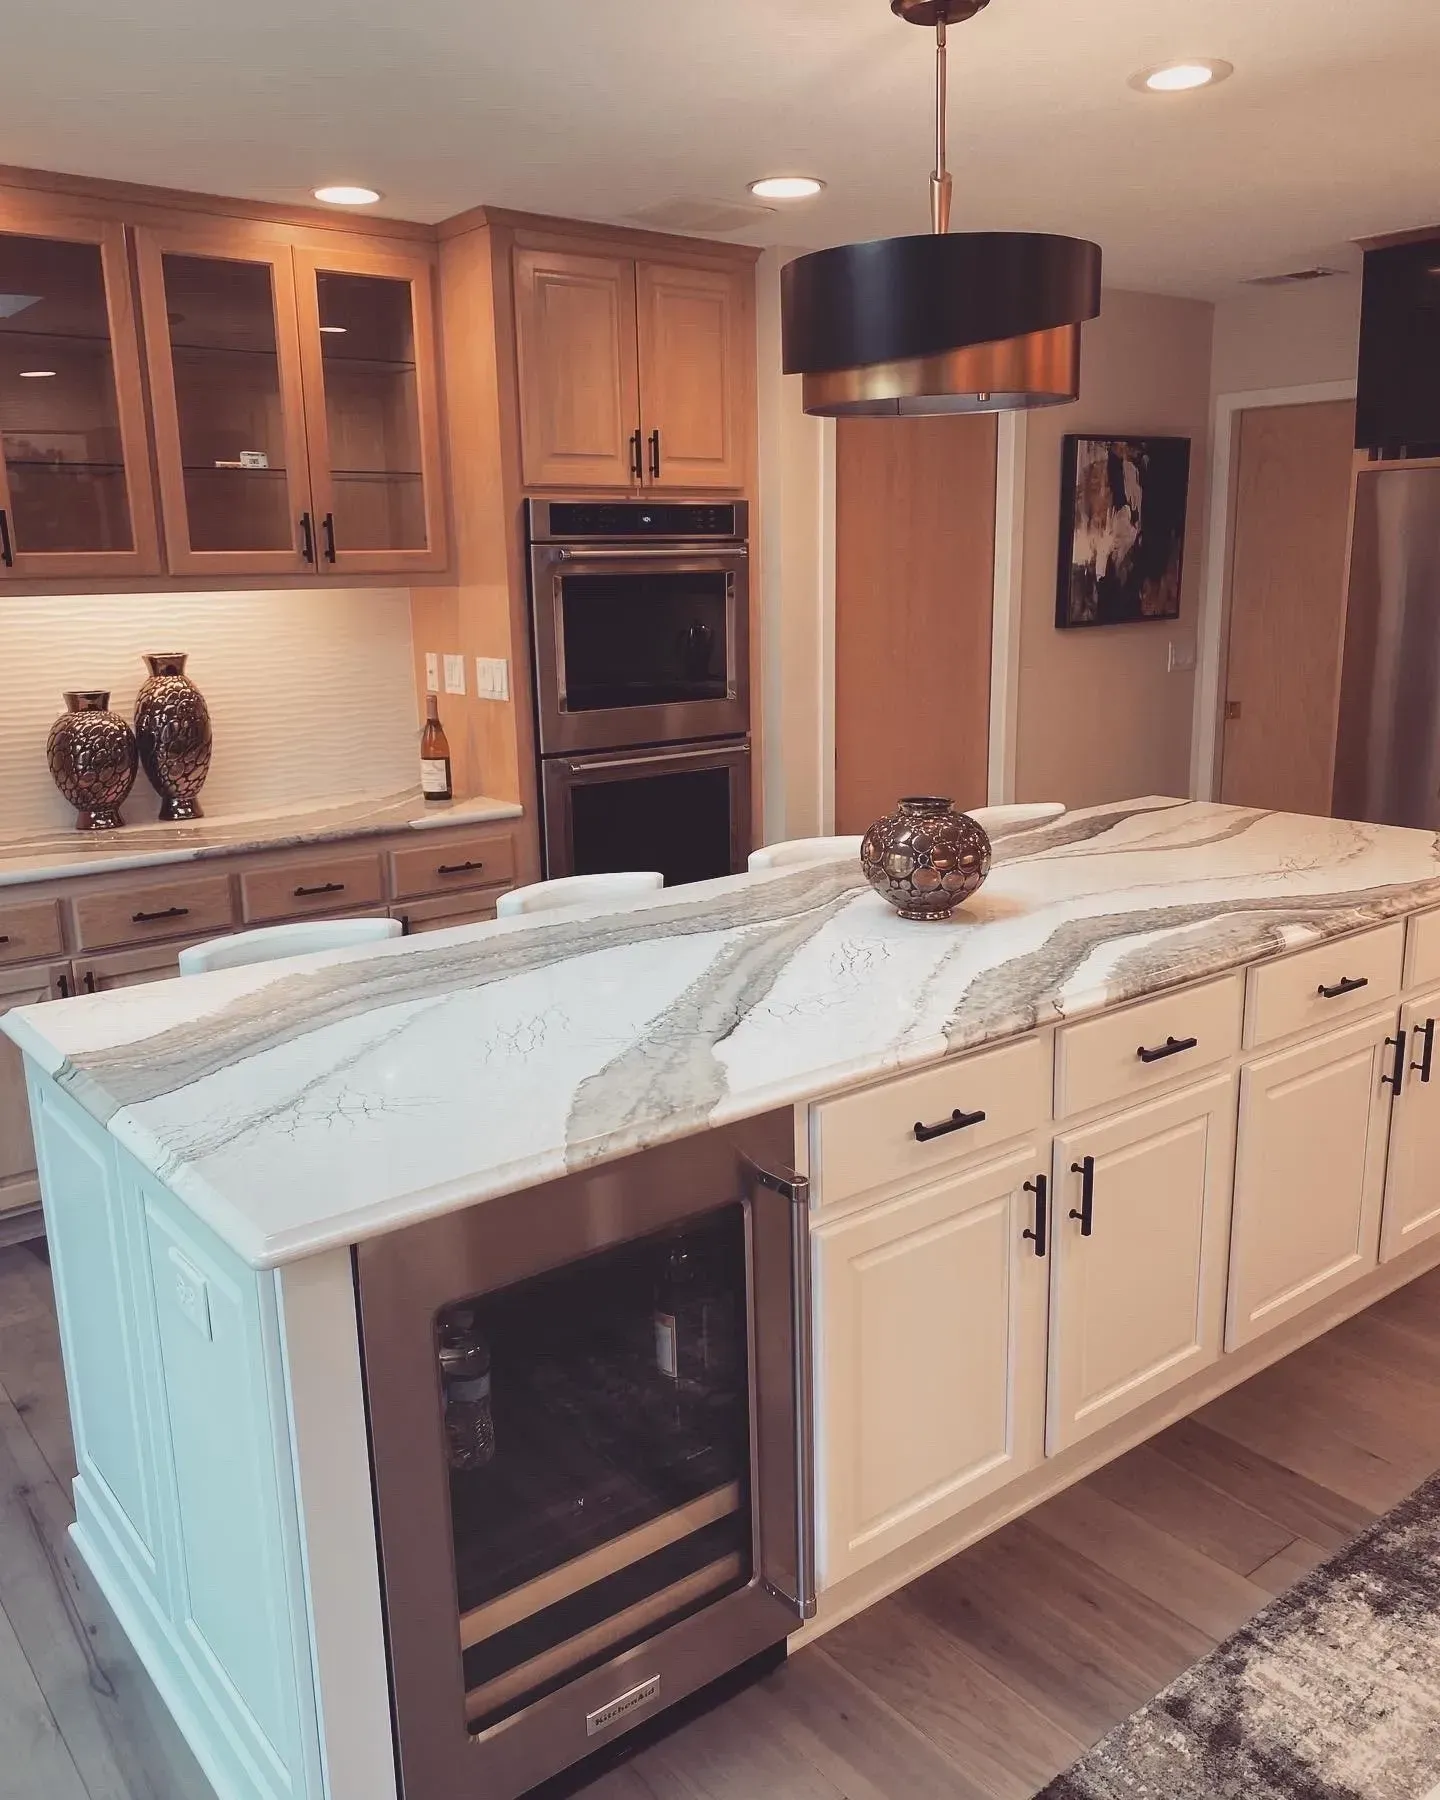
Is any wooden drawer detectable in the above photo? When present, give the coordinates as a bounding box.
[240,851,384,925]
[0,898,64,966]
[71,873,234,951]
[811,1035,1052,1208]
[1056,974,1243,1119]
[392,892,503,935]
[389,830,517,902]
[1406,908,1440,989]
[1245,920,1405,1048]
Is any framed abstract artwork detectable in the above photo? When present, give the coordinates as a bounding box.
[1056,434,1192,628]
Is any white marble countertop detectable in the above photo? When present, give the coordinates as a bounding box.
[7,797,1440,1269]
[0,789,524,887]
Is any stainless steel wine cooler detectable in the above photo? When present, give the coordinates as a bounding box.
[354,1109,814,1799]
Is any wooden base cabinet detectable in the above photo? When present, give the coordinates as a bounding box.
[1227,1011,1396,1349]
[1380,988,1440,1261]
[1,960,71,1216]
[812,1144,1049,1588]
[1047,1075,1236,1455]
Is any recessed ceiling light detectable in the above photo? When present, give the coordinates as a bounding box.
[318,325,347,334]
[748,176,825,202]
[313,185,381,206]
[1131,59,1234,93]
[18,368,56,378]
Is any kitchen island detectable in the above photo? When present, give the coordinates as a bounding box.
[8,796,1440,1800]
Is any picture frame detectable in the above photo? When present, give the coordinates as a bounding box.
[1055,434,1192,628]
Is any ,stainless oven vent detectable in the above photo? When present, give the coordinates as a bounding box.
[586,1676,662,1737]
[1244,267,1344,287]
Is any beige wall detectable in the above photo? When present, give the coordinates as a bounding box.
[1210,276,1361,396]
[1013,289,1215,808]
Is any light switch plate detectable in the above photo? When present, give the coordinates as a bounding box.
[424,652,440,694]
[168,1247,213,1341]
[444,654,466,695]
[1167,639,1197,673]
[476,657,510,702]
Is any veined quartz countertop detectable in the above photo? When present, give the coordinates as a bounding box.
[7,797,1440,1269]
[0,789,523,887]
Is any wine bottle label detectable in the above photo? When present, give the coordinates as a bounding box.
[421,758,451,797]
[654,1311,678,1380]
[449,1373,490,1403]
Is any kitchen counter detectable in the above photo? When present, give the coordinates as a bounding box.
[0,788,523,887]
[7,796,1440,1267]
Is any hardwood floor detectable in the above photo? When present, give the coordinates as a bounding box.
[2,1240,1438,1800]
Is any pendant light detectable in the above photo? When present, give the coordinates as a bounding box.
[781,0,1102,416]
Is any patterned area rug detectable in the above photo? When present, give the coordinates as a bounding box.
[1037,1471,1440,1799]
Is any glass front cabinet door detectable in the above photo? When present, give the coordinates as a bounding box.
[0,207,160,579]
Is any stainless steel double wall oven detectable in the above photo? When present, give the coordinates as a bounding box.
[527,499,751,884]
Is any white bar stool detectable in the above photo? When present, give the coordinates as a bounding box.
[178,917,403,976]
[495,872,664,918]
[747,837,864,872]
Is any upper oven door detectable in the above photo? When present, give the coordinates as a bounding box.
[530,542,750,754]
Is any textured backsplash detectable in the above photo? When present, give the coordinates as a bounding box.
[0,588,419,836]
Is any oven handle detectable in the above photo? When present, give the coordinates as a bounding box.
[550,544,748,561]
[561,747,746,775]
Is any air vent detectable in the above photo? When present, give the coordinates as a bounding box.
[626,197,775,235]
[1244,267,1343,288]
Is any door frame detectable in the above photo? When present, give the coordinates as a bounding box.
[1190,379,1357,802]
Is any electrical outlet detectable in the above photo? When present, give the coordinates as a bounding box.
[1167,639,1197,673]
[425,652,440,694]
[168,1247,213,1341]
[444,654,466,695]
[476,657,510,702]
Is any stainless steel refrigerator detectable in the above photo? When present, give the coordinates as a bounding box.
[1333,466,1440,829]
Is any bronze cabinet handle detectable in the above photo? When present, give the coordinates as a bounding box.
[132,905,189,923]
[1069,1156,1095,1236]
[1136,1034,1198,1064]
[1412,1018,1436,1084]
[1317,975,1368,999]
[436,859,484,876]
[0,935,9,945]
[1022,1175,1048,1258]
[293,881,345,897]
[913,1107,986,1143]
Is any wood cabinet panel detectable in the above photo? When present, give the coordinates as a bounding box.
[0,897,63,966]
[391,892,504,935]
[1048,1075,1236,1453]
[73,940,201,992]
[1056,975,1243,1119]
[635,260,748,490]
[239,851,384,925]
[70,872,234,952]
[1405,907,1440,990]
[388,828,517,901]
[0,959,69,1214]
[1380,987,1440,1261]
[813,1143,1049,1586]
[1227,1011,1395,1349]
[1245,921,1403,1048]
[513,247,640,489]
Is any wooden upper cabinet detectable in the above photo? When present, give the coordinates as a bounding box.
[293,245,448,574]
[636,260,749,491]
[136,225,315,576]
[0,205,160,579]
[514,247,641,489]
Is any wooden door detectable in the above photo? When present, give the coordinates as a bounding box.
[294,245,448,575]
[0,960,71,1216]
[0,204,160,579]
[812,1143,1049,1587]
[1219,400,1357,813]
[513,247,640,489]
[1227,1011,1395,1349]
[135,226,315,576]
[1380,988,1440,1261]
[1048,1075,1235,1454]
[73,941,202,992]
[834,415,997,834]
[635,260,749,491]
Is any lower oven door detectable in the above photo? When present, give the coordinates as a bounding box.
[542,737,751,884]
[354,1110,813,1800]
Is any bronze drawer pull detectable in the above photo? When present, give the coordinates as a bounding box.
[1317,975,1368,999]
[913,1107,987,1143]
[294,881,346,897]
[0,934,9,945]
[437,859,485,876]
[1136,1034,1198,1064]
[132,905,189,923]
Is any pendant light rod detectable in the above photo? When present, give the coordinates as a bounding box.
[931,18,952,234]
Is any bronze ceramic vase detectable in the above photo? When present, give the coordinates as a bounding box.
[46,691,138,832]
[134,653,212,821]
[861,795,991,921]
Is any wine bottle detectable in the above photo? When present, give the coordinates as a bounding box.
[420,693,453,802]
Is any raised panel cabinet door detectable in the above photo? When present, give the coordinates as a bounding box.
[0,206,161,579]
[514,246,641,489]
[812,1143,1049,1587]
[1227,1011,1396,1350]
[294,245,448,574]
[73,941,202,993]
[636,260,750,490]
[1048,1073,1236,1455]
[135,226,315,576]
[1380,988,1440,1262]
[0,960,70,1214]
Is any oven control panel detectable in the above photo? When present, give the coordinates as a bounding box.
[530,499,747,542]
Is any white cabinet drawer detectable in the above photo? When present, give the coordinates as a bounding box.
[1245,921,1404,1049]
[811,1035,1051,1207]
[1406,908,1440,990]
[1056,975,1243,1119]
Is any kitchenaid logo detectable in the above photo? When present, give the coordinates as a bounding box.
[586,1675,661,1736]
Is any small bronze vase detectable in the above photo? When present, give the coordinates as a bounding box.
[861,796,991,921]
[46,692,138,832]
[134,652,212,821]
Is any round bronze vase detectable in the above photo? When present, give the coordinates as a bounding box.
[134,652,212,822]
[861,795,991,920]
[46,691,138,832]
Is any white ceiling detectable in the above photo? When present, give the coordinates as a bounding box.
[5,0,1438,296]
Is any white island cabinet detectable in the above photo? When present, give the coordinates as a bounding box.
[11,799,1440,1799]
